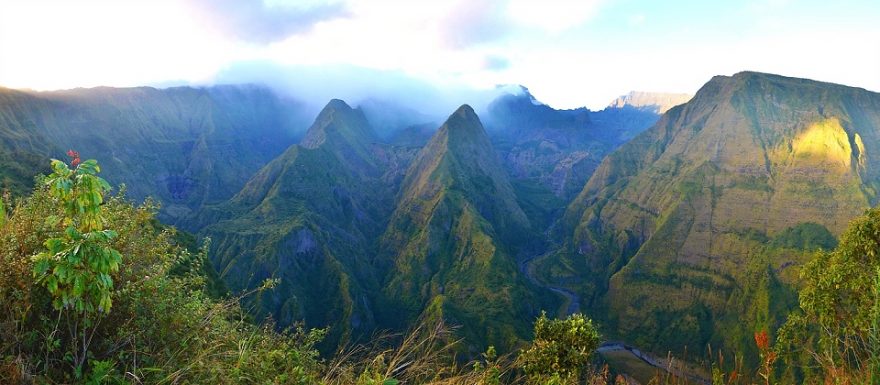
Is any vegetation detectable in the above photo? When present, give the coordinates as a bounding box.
[0,156,610,384]
[1,155,325,383]
[776,206,880,384]
[31,151,123,375]
[518,313,601,384]
[768,222,838,251]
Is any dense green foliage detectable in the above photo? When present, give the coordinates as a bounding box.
[777,206,880,383]
[0,156,618,385]
[0,158,325,384]
[768,222,838,251]
[197,100,396,352]
[33,156,121,314]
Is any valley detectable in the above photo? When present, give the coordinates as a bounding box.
[2,1,878,382]
[2,71,880,383]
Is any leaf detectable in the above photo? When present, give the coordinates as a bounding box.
[33,256,51,276]
[47,276,58,294]
[73,275,84,296]
[45,238,64,253]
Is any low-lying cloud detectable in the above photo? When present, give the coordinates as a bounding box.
[212,61,517,124]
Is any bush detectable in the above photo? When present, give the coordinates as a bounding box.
[0,156,324,384]
[518,312,600,384]
[778,207,880,384]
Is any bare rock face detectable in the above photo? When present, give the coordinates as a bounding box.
[608,91,693,113]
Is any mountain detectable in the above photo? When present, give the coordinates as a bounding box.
[607,91,693,113]
[379,105,543,351]
[197,100,419,350]
[484,87,663,231]
[0,85,312,222]
[555,72,880,356]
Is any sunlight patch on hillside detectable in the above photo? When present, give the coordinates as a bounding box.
[790,117,852,168]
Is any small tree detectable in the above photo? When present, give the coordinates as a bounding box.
[31,151,122,377]
[519,312,601,384]
[778,206,880,383]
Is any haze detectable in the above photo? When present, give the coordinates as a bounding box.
[1,0,878,112]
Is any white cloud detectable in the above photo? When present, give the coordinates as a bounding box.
[0,0,248,90]
[507,0,606,33]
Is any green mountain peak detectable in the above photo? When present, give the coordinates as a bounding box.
[300,98,379,176]
[301,98,376,149]
[379,106,538,351]
[399,104,530,234]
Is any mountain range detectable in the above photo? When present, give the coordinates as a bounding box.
[3,72,876,363]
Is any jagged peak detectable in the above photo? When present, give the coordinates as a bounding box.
[301,98,376,150]
[490,85,547,108]
[434,104,493,149]
[448,104,479,124]
[397,103,531,237]
[324,98,353,111]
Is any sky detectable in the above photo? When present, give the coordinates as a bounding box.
[0,0,878,111]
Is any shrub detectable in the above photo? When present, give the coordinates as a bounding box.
[778,207,880,383]
[518,312,600,384]
[0,156,325,384]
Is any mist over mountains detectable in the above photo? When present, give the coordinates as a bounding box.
[3,71,879,376]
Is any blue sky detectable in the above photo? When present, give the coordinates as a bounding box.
[1,0,878,110]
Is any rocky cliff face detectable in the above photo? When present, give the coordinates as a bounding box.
[607,91,693,113]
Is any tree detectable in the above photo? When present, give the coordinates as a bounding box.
[31,151,122,377]
[779,206,880,383]
[518,312,600,384]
